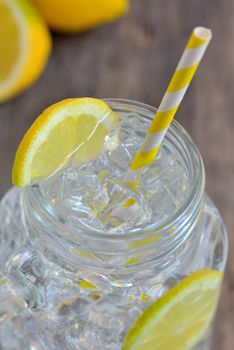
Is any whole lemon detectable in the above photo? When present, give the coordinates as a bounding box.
[31,0,129,33]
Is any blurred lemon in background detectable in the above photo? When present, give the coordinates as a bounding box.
[31,0,129,33]
[0,0,51,103]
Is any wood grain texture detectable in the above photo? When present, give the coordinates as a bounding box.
[0,0,233,348]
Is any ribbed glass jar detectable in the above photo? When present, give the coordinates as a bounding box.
[0,99,228,350]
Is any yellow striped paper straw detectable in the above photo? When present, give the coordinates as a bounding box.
[124,26,212,187]
[109,27,212,223]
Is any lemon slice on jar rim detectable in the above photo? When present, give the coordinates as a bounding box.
[12,98,119,186]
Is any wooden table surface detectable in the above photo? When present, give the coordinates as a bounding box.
[0,0,233,348]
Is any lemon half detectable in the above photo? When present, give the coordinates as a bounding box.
[0,0,51,103]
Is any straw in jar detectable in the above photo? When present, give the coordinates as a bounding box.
[112,27,212,222]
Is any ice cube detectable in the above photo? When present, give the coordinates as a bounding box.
[137,147,189,224]
[120,112,142,131]
[109,127,141,172]
[104,128,120,152]
[93,178,151,232]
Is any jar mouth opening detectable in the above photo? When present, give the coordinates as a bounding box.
[27,98,205,242]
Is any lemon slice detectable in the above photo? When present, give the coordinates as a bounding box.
[12,98,119,186]
[123,269,223,350]
[0,0,51,103]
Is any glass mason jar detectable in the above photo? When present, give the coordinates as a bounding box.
[0,99,228,350]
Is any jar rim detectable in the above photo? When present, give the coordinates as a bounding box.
[26,98,205,244]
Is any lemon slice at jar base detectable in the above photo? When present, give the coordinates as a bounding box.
[123,270,223,350]
[0,0,51,103]
[12,98,119,186]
